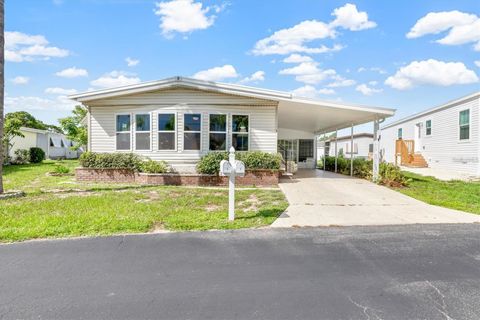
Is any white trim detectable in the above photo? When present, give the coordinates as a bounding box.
[157,112,177,152]
[458,108,471,142]
[183,112,202,151]
[231,113,250,151]
[133,112,153,151]
[208,112,228,151]
[115,112,132,152]
[425,119,432,137]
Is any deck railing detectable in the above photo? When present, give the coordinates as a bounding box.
[395,139,414,165]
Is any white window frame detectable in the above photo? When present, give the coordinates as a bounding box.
[425,120,432,136]
[231,113,250,151]
[157,112,177,152]
[459,109,471,142]
[183,113,202,151]
[115,112,132,152]
[133,112,153,151]
[208,113,228,151]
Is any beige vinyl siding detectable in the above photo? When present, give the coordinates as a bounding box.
[381,95,479,175]
[88,88,278,169]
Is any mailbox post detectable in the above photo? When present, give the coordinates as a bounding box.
[220,146,245,221]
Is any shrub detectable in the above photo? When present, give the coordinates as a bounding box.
[29,147,45,163]
[79,152,143,171]
[352,158,373,179]
[140,159,169,173]
[53,164,71,174]
[12,149,30,164]
[379,162,408,187]
[197,151,282,174]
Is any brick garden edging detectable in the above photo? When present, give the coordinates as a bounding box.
[75,168,280,186]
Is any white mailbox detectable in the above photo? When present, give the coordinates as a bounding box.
[234,160,245,177]
[219,160,233,176]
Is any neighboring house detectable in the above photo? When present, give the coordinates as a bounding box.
[380,92,480,176]
[323,133,374,159]
[9,127,79,160]
[70,77,394,173]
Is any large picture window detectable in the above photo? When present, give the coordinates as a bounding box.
[135,114,151,150]
[158,113,176,150]
[184,114,201,150]
[116,114,131,150]
[459,110,470,140]
[209,114,227,151]
[232,115,249,151]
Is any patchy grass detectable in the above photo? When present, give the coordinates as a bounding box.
[395,172,480,214]
[0,161,288,242]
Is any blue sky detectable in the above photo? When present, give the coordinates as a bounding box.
[5,0,480,132]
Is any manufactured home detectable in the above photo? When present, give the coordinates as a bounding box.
[380,92,480,176]
[8,127,79,160]
[324,133,374,159]
[70,77,395,173]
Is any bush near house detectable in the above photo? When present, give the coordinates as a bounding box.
[197,151,282,175]
[29,147,45,163]
[79,152,144,171]
[140,159,169,173]
[12,149,30,165]
[319,155,407,186]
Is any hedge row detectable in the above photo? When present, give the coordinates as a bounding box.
[79,152,169,173]
[196,151,282,174]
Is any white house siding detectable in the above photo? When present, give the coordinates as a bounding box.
[380,95,479,175]
[87,88,278,171]
[9,130,37,158]
[328,136,373,159]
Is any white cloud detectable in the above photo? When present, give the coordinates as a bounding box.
[252,3,374,56]
[357,67,386,74]
[326,76,356,88]
[11,76,29,85]
[475,61,480,68]
[90,71,141,88]
[330,3,377,31]
[45,87,78,95]
[356,83,382,96]
[385,59,479,90]
[5,31,69,62]
[407,11,480,51]
[5,95,77,113]
[154,0,223,38]
[126,57,140,67]
[239,71,265,84]
[279,61,338,85]
[56,67,88,78]
[292,85,335,98]
[283,54,313,63]
[192,64,238,81]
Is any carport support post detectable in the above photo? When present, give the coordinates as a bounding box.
[323,131,326,172]
[334,129,338,173]
[228,147,236,221]
[373,119,380,182]
[350,124,354,176]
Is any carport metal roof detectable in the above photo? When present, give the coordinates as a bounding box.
[69,76,396,133]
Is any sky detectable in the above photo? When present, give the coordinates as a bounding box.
[5,0,480,134]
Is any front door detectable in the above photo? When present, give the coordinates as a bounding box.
[414,123,422,152]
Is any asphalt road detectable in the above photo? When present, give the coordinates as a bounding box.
[1,224,480,320]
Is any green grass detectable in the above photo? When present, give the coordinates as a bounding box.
[0,161,288,242]
[395,172,480,214]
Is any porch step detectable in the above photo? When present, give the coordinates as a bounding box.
[404,153,428,168]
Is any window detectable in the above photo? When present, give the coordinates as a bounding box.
[60,139,65,148]
[116,114,131,150]
[209,114,227,151]
[135,114,151,150]
[184,114,201,150]
[232,115,249,151]
[158,113,176,150]
[459,109,470,140]
[397,128,403,139]
[369,144,374,153]
[426,120,432,136]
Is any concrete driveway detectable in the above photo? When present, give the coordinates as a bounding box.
[272,170,480,228]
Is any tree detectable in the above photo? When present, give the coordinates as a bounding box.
[0,0,4,194]
[5,111,63,133]
[59,105,88,150]
[3,117,24,162]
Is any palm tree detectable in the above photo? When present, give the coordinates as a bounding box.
[0,0,4,194]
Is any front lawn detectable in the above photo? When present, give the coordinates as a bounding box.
[0,161,288,242]
[395,172,480,214]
